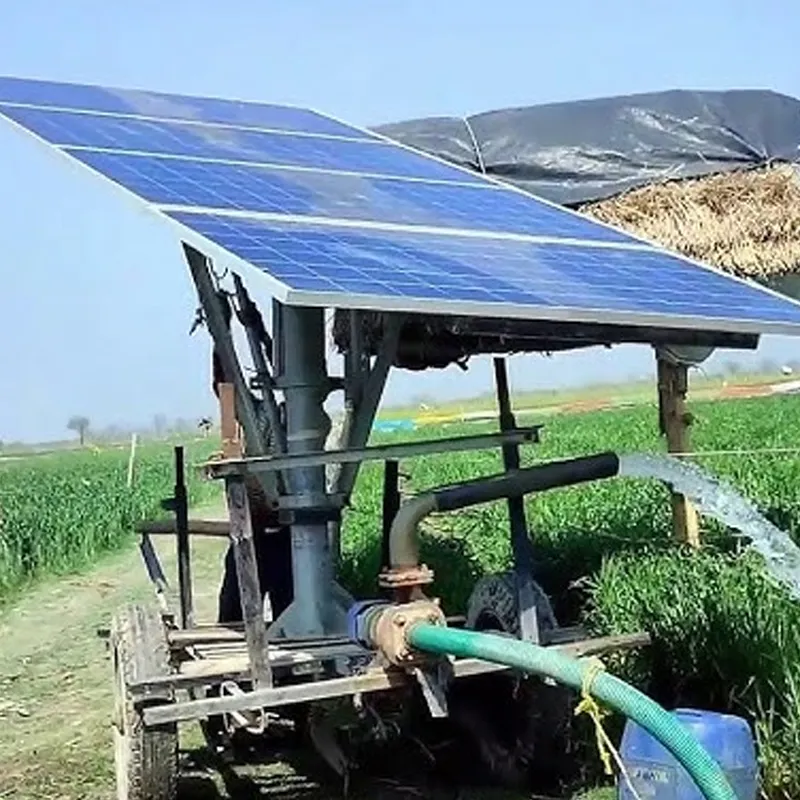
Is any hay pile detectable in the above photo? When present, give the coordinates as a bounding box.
[580,164,800,279]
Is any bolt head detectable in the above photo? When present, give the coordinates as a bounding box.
[394,614,406,626]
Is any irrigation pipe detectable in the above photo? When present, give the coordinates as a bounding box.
[407,624,738,800]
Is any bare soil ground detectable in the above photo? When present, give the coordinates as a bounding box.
[0,499,609,800]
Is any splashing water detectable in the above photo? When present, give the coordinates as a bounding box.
[617,453,800,602]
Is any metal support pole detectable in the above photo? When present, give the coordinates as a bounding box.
[381,460,401,574]
[493,358,540,643]
[280,305,335,637]
[174,446,193,629]
[160,446,193,628]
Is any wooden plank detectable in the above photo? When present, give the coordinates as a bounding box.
[137,519,230,537]
[142,630,650,726]
[225,476,272,688]
[657,358,701,548]
[219,382,242,459]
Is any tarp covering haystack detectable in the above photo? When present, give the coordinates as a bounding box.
[333,90,800,369]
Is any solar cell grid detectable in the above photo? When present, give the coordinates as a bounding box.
[0,75,369,138]
[2,73,800,335]
[0,105,480,182]
[164,210,800,329]
[66,149,635,243]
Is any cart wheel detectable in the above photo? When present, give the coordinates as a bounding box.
[465,570,558,636]
[451,571,572,790]
[111,604,178,800]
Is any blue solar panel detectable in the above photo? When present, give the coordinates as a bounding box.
[0,75,369,139]
[66,149,633,243]
[0,105,478,182]
[2,74,800,335]
[164,211,800,330]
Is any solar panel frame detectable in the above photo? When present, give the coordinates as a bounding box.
[2,75,800,338]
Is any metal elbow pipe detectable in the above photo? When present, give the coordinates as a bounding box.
[387,452,620,574]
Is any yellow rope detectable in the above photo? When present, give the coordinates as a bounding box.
[574,656,644,800]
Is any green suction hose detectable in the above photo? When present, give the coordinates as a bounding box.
[407,624,738,800]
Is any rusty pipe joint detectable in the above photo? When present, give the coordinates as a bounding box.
[350,599,447,666]
[379,493,437,598]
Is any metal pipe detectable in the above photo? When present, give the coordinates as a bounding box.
[388,452,620,570]
[281,305,333,636]
[173,446,194,628]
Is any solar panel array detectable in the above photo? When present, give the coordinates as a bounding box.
[2,75,800,335]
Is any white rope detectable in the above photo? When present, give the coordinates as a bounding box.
[462,117,486,174]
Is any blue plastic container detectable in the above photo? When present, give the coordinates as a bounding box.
[618,708,758,799]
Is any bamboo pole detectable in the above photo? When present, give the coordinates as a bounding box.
[656,357,701,548]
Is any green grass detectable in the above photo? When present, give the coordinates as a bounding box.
[3,393,800,797]
[377,369,784,420]
[341,393,800,799]
[0,438,219,600]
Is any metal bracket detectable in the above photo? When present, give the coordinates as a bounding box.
[412,659,453,718]
[159,446,193,628]
[138,533,170,616]
[493,357,540,644]
[204,426,543,478]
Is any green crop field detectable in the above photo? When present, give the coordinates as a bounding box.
[342,394,800,799]
[0,439,220,599]
[2,393,800,797]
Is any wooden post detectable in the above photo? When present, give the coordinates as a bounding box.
[218,382,242,458]
[126,432,138,488]
[656,357,701,548]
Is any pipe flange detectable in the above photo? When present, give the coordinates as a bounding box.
[372,600,447,666]
[378,564,434,591]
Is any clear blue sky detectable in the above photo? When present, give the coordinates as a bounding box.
[1,0,799,442]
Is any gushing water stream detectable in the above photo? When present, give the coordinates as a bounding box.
[617,453,800,602]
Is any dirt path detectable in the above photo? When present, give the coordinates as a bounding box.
[0,500,232,800]
[0,502,604,800]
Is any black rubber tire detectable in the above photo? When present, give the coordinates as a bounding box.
[455,571,573,791]
[466,570,558,637]
[111,604,178,800]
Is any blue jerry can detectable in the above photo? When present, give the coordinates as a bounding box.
[618,708,759,799]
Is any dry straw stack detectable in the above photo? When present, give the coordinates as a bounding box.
[580,164,800,280]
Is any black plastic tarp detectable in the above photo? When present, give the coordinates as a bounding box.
[333,89,800,369]
[373,89,800,207]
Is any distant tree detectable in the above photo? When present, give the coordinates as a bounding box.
[67,415,90,446]
[758,358,779,375]
[152,413,168,439]
[173,417,194,435]
[722,360,742,376]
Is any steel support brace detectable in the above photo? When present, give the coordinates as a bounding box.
[493,358,540,644]
[334,315,402,500]
[183,244,277,502]
[231,273,285,457]
[225,476,272,688]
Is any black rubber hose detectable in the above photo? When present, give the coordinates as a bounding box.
[434,452,620,512]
